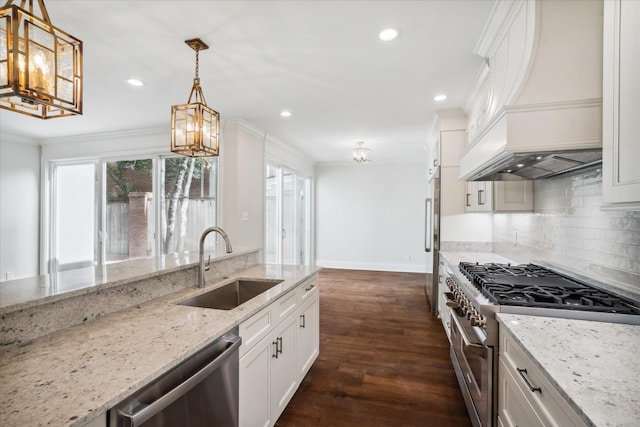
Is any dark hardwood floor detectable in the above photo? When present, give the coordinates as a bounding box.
[275,268,472,427]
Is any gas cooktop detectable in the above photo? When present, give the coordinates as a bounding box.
[458,262,640,315]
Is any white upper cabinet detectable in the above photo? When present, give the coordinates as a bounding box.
[602,0,640,209]
[465,181,533,213]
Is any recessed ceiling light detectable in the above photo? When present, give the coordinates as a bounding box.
[378,28,398,41]
[516,164,524,167]
[280,110,292,118]
[433,94,447,102]
[125,78,144,87]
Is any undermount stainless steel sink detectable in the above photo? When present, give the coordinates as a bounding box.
[178,279,284,310]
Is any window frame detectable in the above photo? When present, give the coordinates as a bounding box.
[46,153,219,273]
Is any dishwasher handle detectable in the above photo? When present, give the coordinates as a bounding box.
[118,335,241,427]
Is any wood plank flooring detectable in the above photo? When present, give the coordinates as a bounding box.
[275,268,472,427]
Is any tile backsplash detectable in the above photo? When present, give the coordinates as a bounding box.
[492,167,640,299]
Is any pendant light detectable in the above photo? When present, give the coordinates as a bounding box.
[171,38,220,158]
[0,0,83,118]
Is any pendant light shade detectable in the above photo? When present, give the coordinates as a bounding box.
[171,38,220,158]
[0,0,83,118]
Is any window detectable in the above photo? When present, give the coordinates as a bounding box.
[52,163,97,271]
[49,156,218,271]
[160,157,217,254]
[265,163,310,265]
[105,159,154,262]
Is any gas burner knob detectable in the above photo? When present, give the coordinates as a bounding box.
[470,315,486,328]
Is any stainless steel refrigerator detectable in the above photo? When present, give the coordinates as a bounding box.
[424,167,440,316]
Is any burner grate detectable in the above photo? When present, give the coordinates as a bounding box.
[459,262,640,315]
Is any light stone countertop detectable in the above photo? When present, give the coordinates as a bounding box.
[497,313,640,427]
[0,248,256,315]
[0,263,320,427]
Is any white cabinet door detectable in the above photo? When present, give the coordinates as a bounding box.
[296,292,319,379]
[602,0,640,209]
[498,359,548,427]
[270,313,299,422]
[240,335,273,427]
[441,167,466,216]
[465,181,492,212]
[493,181,533,212]
[84,413,106,427]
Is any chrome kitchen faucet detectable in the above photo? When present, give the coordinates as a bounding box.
[198,227,233,288]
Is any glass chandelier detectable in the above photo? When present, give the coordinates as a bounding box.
[352,142,371,164]
[0,0,83,118]
[171,38,220,158]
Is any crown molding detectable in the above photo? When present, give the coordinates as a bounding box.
[0,131,39,146]
[223,117,266,140]
[40,126,169,145]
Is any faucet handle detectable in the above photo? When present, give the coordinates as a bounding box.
[205,254,212,271]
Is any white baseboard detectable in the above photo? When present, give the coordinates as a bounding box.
[314,259,428,273]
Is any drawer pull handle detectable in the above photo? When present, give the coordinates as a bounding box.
[305,283,316,291]
[300,314,306,328]
[517,368,541,393]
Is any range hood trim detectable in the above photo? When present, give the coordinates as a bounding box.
[460,99,602,181]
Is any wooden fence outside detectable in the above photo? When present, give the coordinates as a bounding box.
[105,198,217,256]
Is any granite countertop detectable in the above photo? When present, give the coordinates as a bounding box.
[0,263,320,427]
[0,248,258,316]
[497,313,640,427]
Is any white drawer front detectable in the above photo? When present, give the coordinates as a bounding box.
[239,305,273,357]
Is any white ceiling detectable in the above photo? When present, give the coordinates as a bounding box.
[0,0,494,163]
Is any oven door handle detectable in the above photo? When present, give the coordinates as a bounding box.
[450,309,487,358]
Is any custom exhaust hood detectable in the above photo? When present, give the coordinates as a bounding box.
[460,0,603,181]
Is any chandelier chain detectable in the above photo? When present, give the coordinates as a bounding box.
[195,50,200,79]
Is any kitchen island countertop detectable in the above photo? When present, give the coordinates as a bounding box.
[497,313,640,427]
[0,263,320,427]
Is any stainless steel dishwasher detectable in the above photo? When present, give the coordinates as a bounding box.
[109,328,241,427]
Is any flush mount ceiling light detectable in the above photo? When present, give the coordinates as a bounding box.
[0,0,83,119]
[171,38,220,158]
[378,28,398,41]
[352,142,371,164]
[433,94,447,102]
[280,110,291,117]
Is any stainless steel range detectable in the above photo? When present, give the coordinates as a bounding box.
[442,261,640,427]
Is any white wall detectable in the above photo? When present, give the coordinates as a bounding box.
[221,119,266,254]
[266,135,315,178]
[0,134,40,281]
[315,161,429,273]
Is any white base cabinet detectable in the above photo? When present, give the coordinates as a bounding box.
[498,330,586,427]
[239,335,273,427]
[296,291,319,378]
[239,275,319,427]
